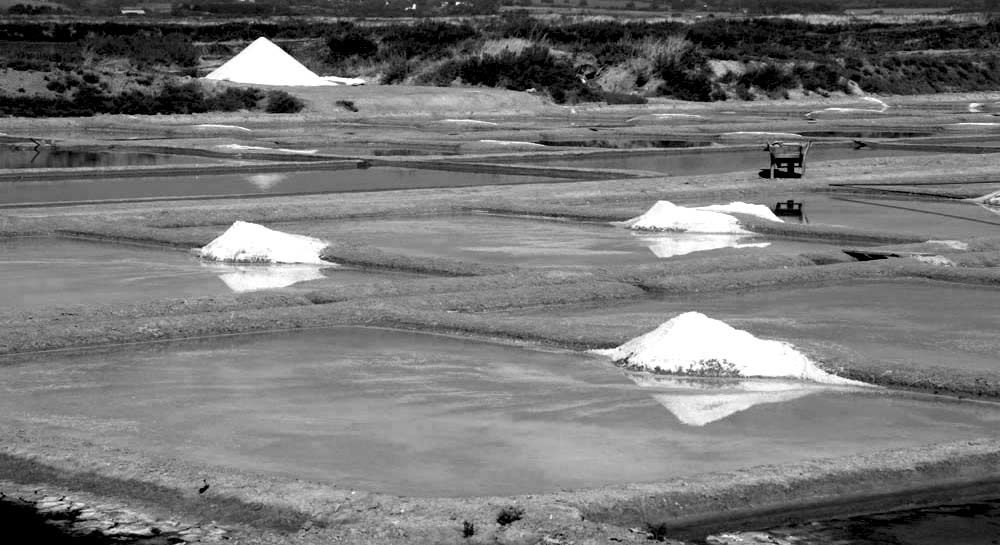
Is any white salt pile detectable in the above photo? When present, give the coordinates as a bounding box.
[194,124,252,132]
[321,75,365,86]
[720,131,803,140]
[204,37,333,87]
[911,255,955,267]
[197,221,328,264]
[204,263,328,292]
[594,312,860,385]
[636,233,770,258]
[216,144,318,155]
[926,240,969,251]
[478,139,546,147]
[623,201,781,233]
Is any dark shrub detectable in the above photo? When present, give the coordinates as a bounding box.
[379,21,476,60]
[208,87,265,111]
[82,72,100,84]
[265,90,304,113]
[461,520,475,538]
[739,63,796,94]
[45,79,67,93]
[496,506,524,526]
[326,22,378,61]
[381,57,411,84]
[335,99,358,112]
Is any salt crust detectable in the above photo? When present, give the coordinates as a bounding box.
[623,201,781,234]
[926,240,969,251]
[204,37,333,87]
[197,221,328,264]
[593,311,861,385]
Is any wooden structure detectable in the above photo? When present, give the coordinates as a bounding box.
[772,199,803,219]
[765,141,811,178]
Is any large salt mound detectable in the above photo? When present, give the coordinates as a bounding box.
[594,312,860,385]
[204,37,333,87]
[623,201,780,233]
[197,221,328,264]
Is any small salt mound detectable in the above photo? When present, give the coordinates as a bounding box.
[478,139,546,147]
[696,202,783,223]
[623,201,780,233]
[720,131,803,140]
[593,312,859,385]
[911,255,955,267]
[197,221,328,264]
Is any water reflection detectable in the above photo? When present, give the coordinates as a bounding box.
[246,173,287,191]
[201,262,331,292]
[625,373,831,427]
[1,148,178,169]
[635,232,771,258]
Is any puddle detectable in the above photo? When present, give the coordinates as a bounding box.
[0,167,559,206]
[519,146,923,174]
[537,139,715,149]
[675,193,1000,239]
[739,499,1000,545]
[0,148,219,170]
[798,131,934,138]
[1,326,997,497]
[272,216,846,269]
[0,238,407,308]
[527,279,1000,377]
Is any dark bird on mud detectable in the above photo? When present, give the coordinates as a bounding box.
[198,479,210,494]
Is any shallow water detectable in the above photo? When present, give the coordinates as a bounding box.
[0,148,218,170]
[527,279,1000,377]
[675,193,1000,239]
[517,146,923,175]
[279,215,846,269]
[0,238,402,308]
[1,327,997,497]
[721,499,1000,545]
[0,167,557,205]
[537,139,716,149]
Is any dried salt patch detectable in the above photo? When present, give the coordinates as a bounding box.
[441,119,498,126]
[205,37,333,87]
[969,103,984,113]
[217,144,318,154]
[197,221,328,264]
[320,75,365,86]
[696,201,783,223]
[926,239,969,251]
[593,311,861,385]
[205,263,328,292]
[911,255,955,267]
[635,233,770,258]
[626,113,704,122]
[194,124,252,132]
[720,131,803,139]
[478,139,546,147]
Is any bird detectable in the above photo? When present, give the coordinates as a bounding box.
[198,479,210,494]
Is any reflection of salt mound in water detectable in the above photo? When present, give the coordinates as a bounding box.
[636,233,770,258]
[651,386,818,426]
[197,221,328,264]
[246,173,286,190]
[594,312,861,385]
[623,201,780,234]
[204,263,329,292]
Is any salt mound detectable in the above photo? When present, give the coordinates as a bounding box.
[197,221,328,264]
[594,312,859,385]
[696,202,783,223]
[205,37,333,87]
[926,239,969,251]
[623,201,780,233]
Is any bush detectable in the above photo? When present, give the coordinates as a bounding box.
[738,63,797,95]
[496,506,524,526]
[208,87,264,111]
[326,22,378,61]
[445,45,599,104]
[265,90,304,113]
[461,521,475,538]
